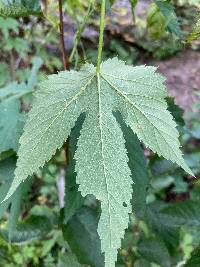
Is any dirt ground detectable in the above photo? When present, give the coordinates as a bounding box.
[153,50,200,112]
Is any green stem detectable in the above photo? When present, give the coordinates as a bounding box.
[96,0,106,73]
[69,1,93,64]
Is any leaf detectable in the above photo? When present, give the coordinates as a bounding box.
[146,202,180,250]
[185,248,200,267]
[6,58,192,267]
[63,207,104,267]
[8,177,31,240]
[0,82,27,102]
[137,237,171,267]
[166,97,185,127]
[187,17,200,43]
[0,0,42,17]
[58,252,84,267]
[154,0,183,38]
[116,113,148,219]
[0,99,25,153]
[150,175,174,193]
[147,3,167,39]
[0,16,19,39]
[0,157,16,217]
[1,215,52,244]
[0,156,31,240]
[27,57,43,90]
[64,115,85,223]
[160,200,200,227]
[0,57,42,102]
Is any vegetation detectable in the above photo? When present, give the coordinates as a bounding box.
[0,0,200,266]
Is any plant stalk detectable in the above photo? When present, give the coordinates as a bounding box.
[96,0,106,73]
[58,0,69,70]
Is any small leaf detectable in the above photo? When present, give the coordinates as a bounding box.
[0,99,25,153]
[0,156,31,240]
[0,57,42,102]
[187,17,200,43]
[58,252,84,267]
[147,3,167,39]
[8,178,31,240]
[27,57,43,90]
[154,0,183,38]
[1,215,52,244]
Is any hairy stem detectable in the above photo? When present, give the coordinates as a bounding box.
[58,0,69,70]
[96,0,106,73]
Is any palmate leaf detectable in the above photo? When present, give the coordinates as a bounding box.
[5,58,192,267]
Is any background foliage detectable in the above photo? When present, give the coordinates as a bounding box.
[0,0,199,266]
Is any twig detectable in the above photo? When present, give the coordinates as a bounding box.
[58,0,69,70]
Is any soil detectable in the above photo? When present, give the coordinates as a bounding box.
[152,50,200,112]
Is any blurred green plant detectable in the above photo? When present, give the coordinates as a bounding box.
[0,1,199,267]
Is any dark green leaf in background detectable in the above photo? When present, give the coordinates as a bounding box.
[63,207,104,267]
[0,99,25,153]
[185,247,200,267]
[1,215,52,244]
[155,0,183,38]
[160,200,200,227]
[137,237,171,267]
[64,115,85,223]
[58,252,84,267]
[0,156,32,240]
[146,202,180,251]
[0,57,43,102]
[116,113,149,219]
[166,97,185,127]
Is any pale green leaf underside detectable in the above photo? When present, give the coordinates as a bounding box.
[5,58,192,267]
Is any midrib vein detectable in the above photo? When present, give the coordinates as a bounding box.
[97,74,112,254]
